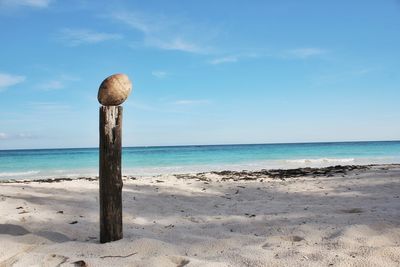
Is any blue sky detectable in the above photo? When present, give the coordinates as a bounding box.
[0,0,399,149]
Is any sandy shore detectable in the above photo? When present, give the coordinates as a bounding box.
[0,164,399,266]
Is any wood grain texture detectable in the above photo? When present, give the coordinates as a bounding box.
[99,106,123,243]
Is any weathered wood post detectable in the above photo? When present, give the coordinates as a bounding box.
[98,73,132,243]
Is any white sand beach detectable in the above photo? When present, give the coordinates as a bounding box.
[1,164,400,266]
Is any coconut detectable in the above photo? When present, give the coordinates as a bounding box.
[98,74,132,106]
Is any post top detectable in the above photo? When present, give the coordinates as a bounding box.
[98,73,132,106]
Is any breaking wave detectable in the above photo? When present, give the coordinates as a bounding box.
[0,170,40,178]
[285,158,355,164]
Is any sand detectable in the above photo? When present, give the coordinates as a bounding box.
[0,164,399,266]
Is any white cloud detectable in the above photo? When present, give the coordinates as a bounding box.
[38,80,64,90]
[286,48,327,59]
[0,132,36,140]
[126,101,156,111]
[36,74,79,90]
[209,56,238,65]
[352,68,375,75]
[59,28,122,46]
[0,132,8,139]
[109,11,210,54]
[312,67,378,86]
[146,37,203,53]
[0,73,25,91]
[151,71,167,79]
[17,133,37,138]
[110,11,152,34]
[209,53,260,65]
[0,0,52,8]
[29,102,71,111]
[173,99,210,106]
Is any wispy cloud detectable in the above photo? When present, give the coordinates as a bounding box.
[352,68,376,75]
[146,37,204,53]
[209,55,238,65]
[59,28,123,46]
[38,80,64,90]
[207,49,326,63]
[29,102,71,111]
[285,48,327,59]
[0,73,25,91]
[0,132,7,140]
[0,132,36,140]
[126,101,156,111]
[312,67,379,86]
[173,99,211,106]
[0,0,52,8]
[109,11,211,54]
[209,53,260,65]
[36,74,79,91]
[151,71,167,79]
[109,11,153,34]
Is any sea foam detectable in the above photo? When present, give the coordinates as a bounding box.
[285,158,355,164]
[0,170,40,177]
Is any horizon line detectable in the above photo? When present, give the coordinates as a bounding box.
[1,139,400,151]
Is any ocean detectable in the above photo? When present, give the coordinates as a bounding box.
[1,141,400,180]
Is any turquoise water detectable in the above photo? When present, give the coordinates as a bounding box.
[1,141,400,180]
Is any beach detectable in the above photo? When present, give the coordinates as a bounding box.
[2,0,400,266]
[0,164,399,266]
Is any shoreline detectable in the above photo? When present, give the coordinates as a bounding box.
[1,163,399,184]
[2,141,400,181]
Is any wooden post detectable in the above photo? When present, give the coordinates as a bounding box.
[98,73,132,243]
[99,105,123,243]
